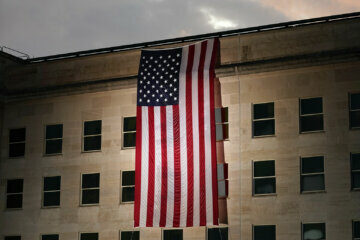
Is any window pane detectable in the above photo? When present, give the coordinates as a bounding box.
[84,136,101,151]
[9,143,25,157]
[352,154,360,170]
[301,98,322,115]
[7,179,23,193]
[254,161,275,177]
[217,164,225,180]
[208,228,228,240]
[351,93,360,110]
[254,225,276,240]
[43,192,60,207]
[122,187,135,202]
[124,132,136,148]
[82,174,100,188]
[46,140,62,154]
[7,194,22,208]
[354,221,360,238]
[84,120,101,136]
[254,178,276,194]
[253,120,275,136]
[80,233,98,240]
[121,231,139,240]
[301,157,324,174]
[215,107,228,123]
[5,236,21,240]
[46,124,63,139]
[9,128,26,142]
[352,172,360,189]
[301,175,325,192]
[163,230,183,240]
[254,103,274,119]
[300,115,323,132]
[216,123,229,141]
[82,189,99,204]
[42,234,59,240]
[303,223,325,240]
[122,171,135,186]
[44,176,61,191]
[124,117,136,132]
[350,111,360,128]
[218,180,226,198]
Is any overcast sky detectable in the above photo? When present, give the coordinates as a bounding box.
[0,0,359,57]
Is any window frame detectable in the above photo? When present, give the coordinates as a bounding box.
[42,176,61,208]
[215,107,229,141]
[8,127,26,158]
[349,92,360,130]
[44,123,63,156]
[80,173,100,206]
[353,220,360,240]
[301,222,326,240]
[79,232,99,240]
[351,152,360,191]
[252,102,275,138]
[6,178,24,210]
[300,156,326,194]
[162,228,183,240]
[299,97,324,133]
[119,229,140,240]
[252,160,276,196]
[120,170,135,204]
[207,226,229,240]
[40,233,60,240]
[252,224,276,240]
[122,116,136,149]
[82,120,102,153]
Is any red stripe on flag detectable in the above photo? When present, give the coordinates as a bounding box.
[134,106,142,227]
[198,41,207,226]
[146,106,155,227]
[186,45,195,227]
[159,106,168,227]
[173,105,181,227]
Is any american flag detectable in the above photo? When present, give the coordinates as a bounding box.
[134,39,219,227]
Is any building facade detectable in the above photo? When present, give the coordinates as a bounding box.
[0,13,360,240]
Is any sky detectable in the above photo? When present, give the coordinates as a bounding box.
[0,0,359,58]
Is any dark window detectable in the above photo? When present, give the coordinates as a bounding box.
[253,225,276,240]
[301,156,325,192]
[217,163,228,198]
[163,230,182,240]
[350,93,360,129]
[121,231,140,240]
[354,221,360,240]
[4,236,21,240]
[83,120,101,151]
[81,173,100,205]
[9,128,26,158]
[41,234,59,240]
[253,103,275,137]
[123,117,136,148]
[6,179,23,209]
[45,124,63,155]
[253,161,276,195]
[121,171,135,203]
[43,176,61,207]
[208,227,228,240]
[215,107,229,141]
[300,98,324,132]
[80,233,98,240]
[302,223,325,240]
[351,153,360,190]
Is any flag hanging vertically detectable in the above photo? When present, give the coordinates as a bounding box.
[134,39,219,227]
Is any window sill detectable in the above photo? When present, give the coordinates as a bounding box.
[252,193,277,198]
[43,153,63,157]
[351,188,360,192]
[350,127,360,131]
[301,190,326,194]
[122,146,136,150]
[120,201,134,205]
[80,203,100,207]
[81,150,102,153]
[41,206,60,209]
[8,156,25,159]
[299,130,325,134]
[4,208,23,211]
[252,134,276,139]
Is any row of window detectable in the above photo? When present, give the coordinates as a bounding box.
[3,221,360,240]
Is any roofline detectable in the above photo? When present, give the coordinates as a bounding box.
[8,11,360,63]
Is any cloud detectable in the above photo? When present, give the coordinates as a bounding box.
[200,8,238,30]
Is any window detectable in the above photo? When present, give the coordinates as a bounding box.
[120,231,139,240]
[354,221,360,240]
[43,176,61,207]
[6,179,23,209]
[81,173,100,205]
[163,229,182,240]
[253,225,276,240]
[253,103,275,137]
[350,93,360,129]
[4,236,21,240]
[253,160,276,195]
[121,171,135,203]
[351,153,360,190]
[83,120,101,151]
[301,156,325,192]
[217,163,228,198]
[41,234,59,240]
[123,117,136,148]
[80,233,98,240]
[9,128,26,158]
[215,107,229,141]
[302,223,325,240]
[45,124,63,155]
[300,97,324,132]
[208,227,228,240]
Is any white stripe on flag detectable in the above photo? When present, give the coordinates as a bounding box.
[153,106,162,227]
[166,105,174,227]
